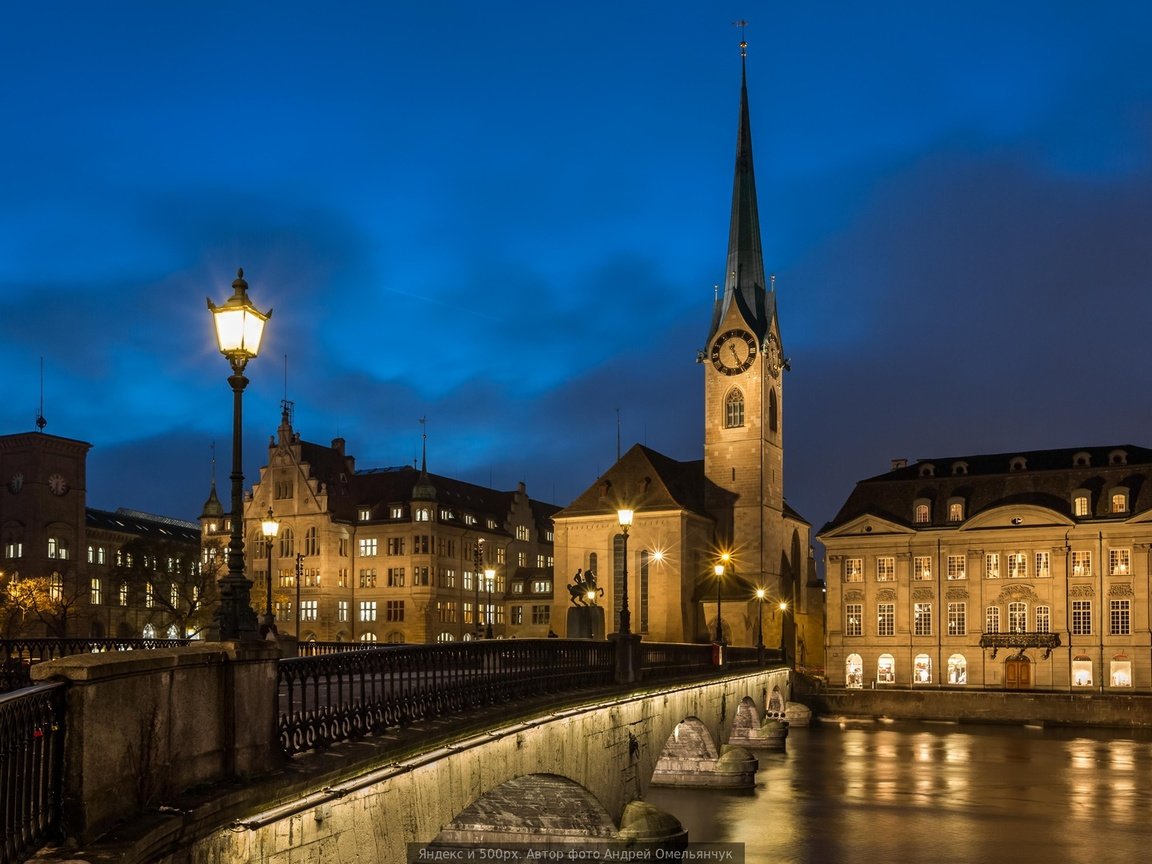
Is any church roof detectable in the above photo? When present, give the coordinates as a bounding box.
[706,51,775,347]
[820,444,1152,534]
[556,444,710,519]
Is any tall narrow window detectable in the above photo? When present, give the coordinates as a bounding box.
[947,602,966,635]
[845,603,863,636]
[1110,599,1131,635]
[1072,600,1092,635]
[724,388,745,428]
[613,534,626,631]
[985,606,1000,633]
[768,388,778,433]
[1035,605,1051,633]
[1008,601,1027,633]
[877,603,895,636]
[639,550,650,633]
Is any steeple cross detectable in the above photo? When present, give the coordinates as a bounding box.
[733,19,748,57]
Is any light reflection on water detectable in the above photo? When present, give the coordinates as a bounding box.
[645,721,1152,864]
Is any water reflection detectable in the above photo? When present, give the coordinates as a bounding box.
[645,721,1152,864]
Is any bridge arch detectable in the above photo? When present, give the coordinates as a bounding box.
[160,668,790,864]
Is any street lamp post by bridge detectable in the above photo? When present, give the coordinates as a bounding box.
[260,508,279,639]
[207,268,271,641]
[484,567,495,639]
[755,587,766,665]
[473,539,485,639]
[779,600,790,666]
[617,509,633,635]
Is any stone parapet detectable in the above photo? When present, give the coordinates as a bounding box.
[31,640,280,842]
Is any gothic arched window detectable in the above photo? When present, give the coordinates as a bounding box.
[769,388,779,433]
[724,388,745,428]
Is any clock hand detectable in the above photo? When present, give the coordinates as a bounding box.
[728,343,739,361]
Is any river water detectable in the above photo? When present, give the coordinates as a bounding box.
[645,719,1152,864]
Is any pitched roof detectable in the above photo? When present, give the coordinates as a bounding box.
[821,444,1152,534]
[556,444,709,519]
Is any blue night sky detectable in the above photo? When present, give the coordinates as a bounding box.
[2,2,1152,535]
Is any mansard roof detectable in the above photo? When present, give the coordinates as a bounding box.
[821,444,1152,534]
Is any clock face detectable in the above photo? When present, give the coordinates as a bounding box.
[7,472,23,494]
[710,329,758,376]
[48,473,68,496]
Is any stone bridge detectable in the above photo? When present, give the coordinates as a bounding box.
[175,668,789,863]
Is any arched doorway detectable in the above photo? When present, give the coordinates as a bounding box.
[1004,654,1031,690]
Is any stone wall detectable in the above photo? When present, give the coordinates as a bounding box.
[805,687,1152,727]
[31,641,280,842]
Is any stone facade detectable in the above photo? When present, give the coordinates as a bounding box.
[211,407,560,643]
[1,431,204,639]
[820,445,1152,691]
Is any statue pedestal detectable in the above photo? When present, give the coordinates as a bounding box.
[566,605,605,640]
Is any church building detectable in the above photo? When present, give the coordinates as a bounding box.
[551,47,821,663]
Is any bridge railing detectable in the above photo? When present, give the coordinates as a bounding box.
[277,638,615,755]
[0,638,190,693]
[0,682,66,864]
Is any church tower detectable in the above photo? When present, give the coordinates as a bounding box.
[702,40,786,598]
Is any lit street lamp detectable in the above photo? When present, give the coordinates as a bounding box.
[713,552,731,644]
[473,539,485,639]
[260,508,280,639]
[484,567,495,639]
[617,509,634,635]
[755,587,766,662]
[779,600,790,665]
[207,268,271,640]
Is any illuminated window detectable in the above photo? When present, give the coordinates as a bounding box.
[516,526,530,541]
[300,600,318,622]
[1008,601,1027,633]
[914,654,932,683]
[947,555,966,580]
[1112,491,1128,513]
[913,503,930,525]
[360,632,378,642]
[947,500,964,522]
[947,654,967,684]
[359,569,377,588]
[844,558,863,582]
[984,553,1000,579]
[1072,600,1092,635]
[338,600,349,622]
[1073,495,1090,517]
[1110,654,1133,688]
[947,602,966,635]
[877,603,895,637]
[845,654,863,688]
[914,603,932,636]
[1071,551,1092,577]
[89,578,102,605]
[845,603,862,636]
[1034,551,1050,578]
[47,537,68,560]
[876,557,895,582]
[359,507,374,522]
[913,556,932,580]
[359,601,377,622]
[1035,605,1050,633]
[389,505,403,519]
[119,582,128,606]
[359,537,378,557]
[436,632,455,642]
[1109,548,1131,576]
[985,606,1000,633]
[1072,655,1093,687]
[877,654,895,684]
[1006,552,1027,578]
[415,508,431,522]
[1110,599,1131,635]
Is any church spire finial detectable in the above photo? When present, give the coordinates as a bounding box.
[733,19,748,59]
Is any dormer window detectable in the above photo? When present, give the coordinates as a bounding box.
[1072,492,1090,517]
[1073,452,1091,467]
[389,505,404,519]
[919,463,935,478]
[947,499,965,522]
[1009,456,1027,472]
[1109,449,1129,466]
[415,507,432,522]
[951,461,968,476]
[358,507,372,522]
[913,501,931,525]
[1111,489,1129,514]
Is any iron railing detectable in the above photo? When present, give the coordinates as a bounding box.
[277,638,615,755]
[1,638,190,693]
[0,682,66,864]
[978,632,1062,659]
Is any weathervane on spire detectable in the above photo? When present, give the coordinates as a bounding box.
[733,19,748,57]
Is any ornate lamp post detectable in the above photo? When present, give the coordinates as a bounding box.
[207,268,271,640]
[473,539,484,639]
[779,600,790,665]
[617,509,634,635]
[755,587,766,661]
[484,567,495,639]
[260,508,279,638]
[713,562,725,644]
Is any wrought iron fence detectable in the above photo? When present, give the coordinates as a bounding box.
[0,682,66,864]
[0,638,190,693]
[278,638,615,755]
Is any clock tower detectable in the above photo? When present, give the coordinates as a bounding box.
[702,46,787,602]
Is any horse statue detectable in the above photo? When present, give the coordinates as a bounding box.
[567,568,604,606]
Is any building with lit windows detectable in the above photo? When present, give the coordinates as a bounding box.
[209,407,559,643]
[551,50,822,662]
[820,445,1152,691]
[1,430,204,639]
